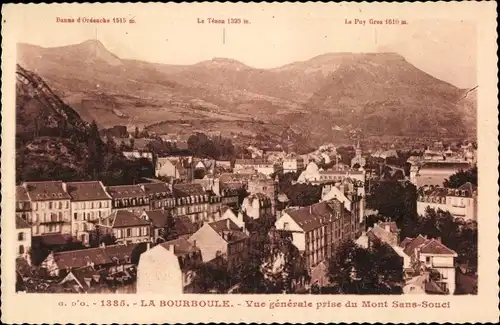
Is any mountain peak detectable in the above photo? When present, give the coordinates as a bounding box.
[72,39,122,66]
[196,57,249,69]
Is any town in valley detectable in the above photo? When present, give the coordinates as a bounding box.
[14,38,478,296]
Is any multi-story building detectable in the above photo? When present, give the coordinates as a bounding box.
[400,235,458,294]
[16,216,32,258]
[16,185,32,222]
[194,177,240,211]
[107,185,150,216]
[189,218,249,269]
[247,174,278,215]
[417,182,477,221]
[98,210,151,244]
[173,183,211,225]
[139,182,175,211]
[66,181,112,244]
[321,179,365,227]
[137,238,202,294]
[234,159,281,176]
[241,193,273,220]
[283,155,305,174]
[275,200,357,269]
[23,181,72,236]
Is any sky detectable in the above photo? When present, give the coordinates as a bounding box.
[7,3,477,88]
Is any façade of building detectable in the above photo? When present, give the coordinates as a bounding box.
[106,185,150,216]
[66,181,112,245]
[417,182,477,221]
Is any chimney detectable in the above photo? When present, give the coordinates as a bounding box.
[62,182,67,193]
[436,237,442,243]
[193,240,197,248]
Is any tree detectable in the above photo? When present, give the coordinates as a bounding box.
[285,183,322,207]
[161,212,177,242]
[327,239,402,294]
[444,167,477,188]
[192,258,231,293]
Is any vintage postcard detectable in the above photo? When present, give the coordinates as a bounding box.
[1,2,498,324]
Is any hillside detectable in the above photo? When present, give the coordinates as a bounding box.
[16,65,155,184]
[16,64,93,182]
[17,40,477,145]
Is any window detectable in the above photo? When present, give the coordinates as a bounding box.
[74,213,78,220]
[425,256,431,264]
[32,202,37,210]
[127,228,132,237]
[283,222,289,230]
[18,232,24,241]
[49,202,52,209]
[19,245,24,255]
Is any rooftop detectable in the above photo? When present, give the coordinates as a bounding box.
[160,238,200,257]
[106,185,146,199]
[173,183,206,197]
[284,200,343,232]
[23,181,71,201]
[66,181,111,202]
[104,210,150,228]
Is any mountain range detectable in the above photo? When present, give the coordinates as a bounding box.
[17,40,477,146]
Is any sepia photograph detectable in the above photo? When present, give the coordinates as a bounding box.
[2,2,498,324]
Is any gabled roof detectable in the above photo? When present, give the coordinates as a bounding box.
[67,266,101,291]
[104,210,150,228]
[400,237,414,248]
[402,235,428,256]
[420,239,457,256]
[377,222,399,233]
[173,183,206,197]
[457,182,477,196]
[53,247,112,269]
[66,181,111,201]
[16,216,31,229]
[23,181,71,201]
[52,244,139,270]
[106,185,147,199]
[419,162,470,171]
[160,238,200,257]
[143,210,172,228]
[284,201,342,232]
[16,185,30,201]
[208,219,248,243]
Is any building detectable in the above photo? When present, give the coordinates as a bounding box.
[417,182,477,221]
[234,159,281,176]
[246,174,278,215]
[107,185,150,216]
[283,155,305,174]
[41,243,140,277]
[350,141,366,168]
[297,162,366,184]
[193,177,240,210]
[410,161,471,187]
[321,179,365,226]
[137,238,202,294]
[400,235,458,294]
[16,216,32,258]
[189,218,249,269]
[16,185,32,222]
[173,183,211,224]
[155,157,194,181]
[141,210,197,243]
[98,210,151,244]
[66,181,112,245]
[139,182,175,211]
[22,181,72,236]
[240,193,273,220]
[275,200,358,269]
